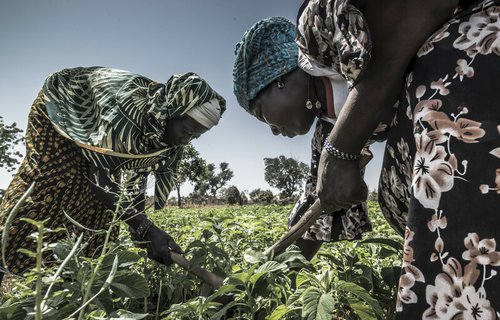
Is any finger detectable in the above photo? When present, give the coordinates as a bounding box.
[169,243,185,254]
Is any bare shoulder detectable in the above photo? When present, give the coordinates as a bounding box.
[358,0,459,72]
[362,0,458,32]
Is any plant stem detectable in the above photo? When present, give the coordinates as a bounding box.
[155,279,162,320]
[76,175,126,320]
[43,233,84,302]
[35,221,45,320]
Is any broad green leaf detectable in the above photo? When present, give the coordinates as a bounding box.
[93,290,114,315]
[243,249,266,264]
[347,297,377,320]
[249,271,269,285]
[286,288,306,307]
[210,301,246,320]
[227,272,249,286]
[0,302,28,320]
[209,284,241,300]
[361,238,403,251]
[302,287,321,320]
[256,261,287,273]
[274,250,310,270]
[102,250,140,270]
[336,280,384,318]
[316,293,336,320]
[317,252,343,266]
[267,304,298,320]
[296,271,322,289]
[110,273,150,299]
[379,247,398,259]
[109,309,149,319]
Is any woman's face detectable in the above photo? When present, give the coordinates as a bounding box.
[249,68,316,137]
[163,116,208,147]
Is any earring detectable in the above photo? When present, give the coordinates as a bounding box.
[276,77,284,89]
[306,75,321,110]
[306,75,313,109]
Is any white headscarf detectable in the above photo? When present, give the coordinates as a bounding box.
[186,98,223,129]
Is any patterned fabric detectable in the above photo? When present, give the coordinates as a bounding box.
[290,0,391,243]
[288,119,372,241]
[233,17,298,112]
[0,93,118,274]
[378,1,500,316]
[296,0,372,87]
[43,67,226,208]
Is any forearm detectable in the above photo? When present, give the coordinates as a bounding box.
[119,189,150,235]
[328,0,458,152]
[88,164,149,232]
[328,72,402,153]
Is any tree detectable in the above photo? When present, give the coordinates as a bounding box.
[0,117,24,199]
[249,188,274,204]
[224,185,241,205]
[264,156,309,200]
[194,162,234,201]
[174,144,208,207]
[368,189,378,202]
[0,116,24,172]
[240,191,248,205]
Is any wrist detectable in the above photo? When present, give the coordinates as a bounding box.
[323,141,360,161]
[126,212,153,240]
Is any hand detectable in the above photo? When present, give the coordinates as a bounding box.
[316,149,368,212]
[134,224,185,266]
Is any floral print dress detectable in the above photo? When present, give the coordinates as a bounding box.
[378,1,500,317]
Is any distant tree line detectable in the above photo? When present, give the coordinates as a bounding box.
[0,122,314,206]
[168,148,310,207]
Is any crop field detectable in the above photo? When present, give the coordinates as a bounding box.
[1,202,403,320]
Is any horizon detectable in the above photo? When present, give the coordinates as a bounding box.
[0,0,386,198]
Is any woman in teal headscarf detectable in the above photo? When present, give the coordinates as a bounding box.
[233,16,380,260]
[235,0,500,316]
[0,66,225,278]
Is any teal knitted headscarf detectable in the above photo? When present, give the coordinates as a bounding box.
[233,17,298,112]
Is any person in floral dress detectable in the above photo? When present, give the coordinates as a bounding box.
[379,0,500,317]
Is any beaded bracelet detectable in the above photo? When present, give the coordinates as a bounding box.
[323,141,360,161]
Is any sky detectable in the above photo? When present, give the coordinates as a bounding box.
[0,0,386,197]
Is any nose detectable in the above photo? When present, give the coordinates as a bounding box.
[270,126,280,136]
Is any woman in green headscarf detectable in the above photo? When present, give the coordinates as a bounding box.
[0,66,225,278]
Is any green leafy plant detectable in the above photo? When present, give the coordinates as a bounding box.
[2,202,402,319]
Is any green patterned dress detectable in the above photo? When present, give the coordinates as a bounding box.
[0,67,225,275]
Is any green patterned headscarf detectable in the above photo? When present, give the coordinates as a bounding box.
[44,67,225,153]
[233,17,298,112]
[43,66,226,209]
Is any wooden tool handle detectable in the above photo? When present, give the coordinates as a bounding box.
[264,199,326,257]
[170,252,224,290]
[264,151,372,258]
